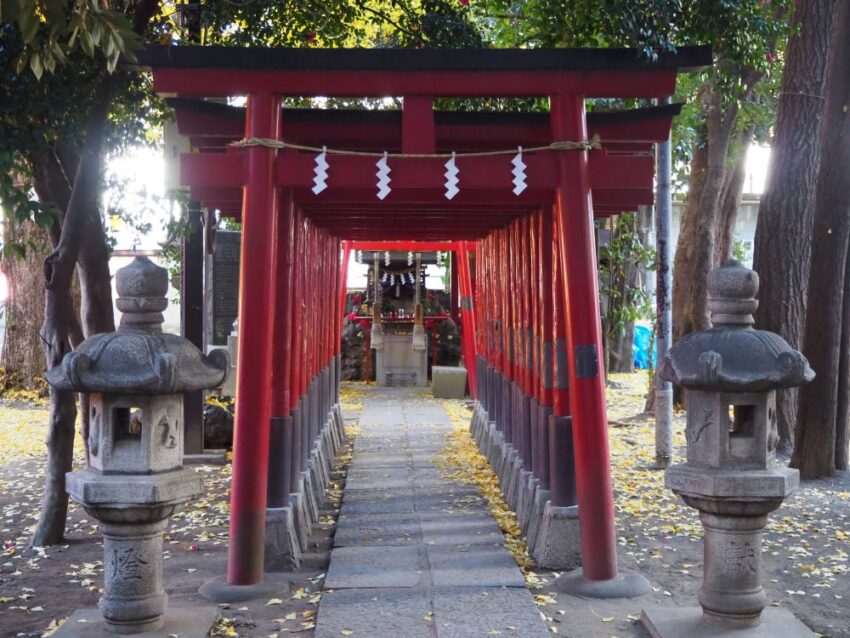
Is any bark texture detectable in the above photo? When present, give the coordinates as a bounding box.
[672,138,708,346]
[672,88,743,360]
[1,219,49,390]
[753,0,837,454]
[792,0,850,478]
[714,127,755,267]
[835,246,850,470]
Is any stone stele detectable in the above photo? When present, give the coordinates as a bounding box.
[46,256,229,636]
[642,260,816,638]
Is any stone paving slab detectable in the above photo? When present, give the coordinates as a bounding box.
[316,390,548,637]
[345,467,415,490]
[324,545,427,588]
[340,497,416,517]
[414,488,487,514]
[349,453,412,468]
[418,512,505,546]
[342,486,415,502]
[427,544,526,587]
[431,588,551,638]
[314,589,433,638]
[334,513,422,546]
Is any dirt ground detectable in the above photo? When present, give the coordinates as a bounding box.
[0,402,356,638]
[0,377,848,637]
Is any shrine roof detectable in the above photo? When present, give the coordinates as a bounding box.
[139,45,711,74]
[140,45,711,98]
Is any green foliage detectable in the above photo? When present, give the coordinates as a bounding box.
[2,0,143,78]
[732,237,752,263]
[598,212,655,342]
[470,0,791,191]
[0,12,170,259]
[159,214,190,304]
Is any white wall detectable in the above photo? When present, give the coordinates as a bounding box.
[670,194,760,267]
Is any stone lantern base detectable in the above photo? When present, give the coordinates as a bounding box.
[52,607,219,638]
[641,607,815,638]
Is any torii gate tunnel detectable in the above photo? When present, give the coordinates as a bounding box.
[141,45,711,588]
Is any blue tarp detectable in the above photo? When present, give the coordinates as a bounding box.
[633,324,656,370]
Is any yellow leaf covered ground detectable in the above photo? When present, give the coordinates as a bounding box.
[0,404,84,465]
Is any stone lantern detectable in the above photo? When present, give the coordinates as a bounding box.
[46,257,229,636]
[642,261,816,638]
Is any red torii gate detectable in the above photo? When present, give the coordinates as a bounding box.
[141,44,710,594]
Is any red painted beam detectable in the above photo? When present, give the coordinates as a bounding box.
[180,150,653,192]
[349,241,458,251]
[153,68,677,99]
[192,189,652,220]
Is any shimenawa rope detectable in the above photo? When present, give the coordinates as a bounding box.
[230,135,602,157]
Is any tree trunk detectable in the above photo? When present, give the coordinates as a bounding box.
[752,0,836,455]
[835,245,850,470]
[672,138,708,347]
[32,77,114,547]
[791,0,850,478]
[607,321,635,373]
[77,212,115,339]
[714,126,755,267]
[672,85,740,336]
[1,218,49,390]
[75,204,117,462]
[29,0,159,545]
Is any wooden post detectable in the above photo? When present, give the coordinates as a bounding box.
[551,93,618,582]
[456,242,478,399]
[227,92,281,585]
[182,201,205,455]
[267,190,295,508]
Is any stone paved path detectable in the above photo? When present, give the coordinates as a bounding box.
[315,388,550,638]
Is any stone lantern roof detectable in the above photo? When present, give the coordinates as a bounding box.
[45,257,229,394]
[659,260,814,393]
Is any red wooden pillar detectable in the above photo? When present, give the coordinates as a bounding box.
[500,228,512,441]
[550,206,576,508]
[227,91,281,585]
[537,209,554,491]
[271,191,295,417]
[456,241,477,399]
[528,211,541,476]
[510,221,522,454]
[450,251,460,325]
[339,242,352,325]
[288,211,305,493]
[551,94,618,582]
[499,229,510,428]
[267,189,295,509]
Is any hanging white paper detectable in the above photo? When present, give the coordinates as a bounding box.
[512,146,527,196]
[376,151,391,200]
[312,146,329,194]
[444,152,459,200]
